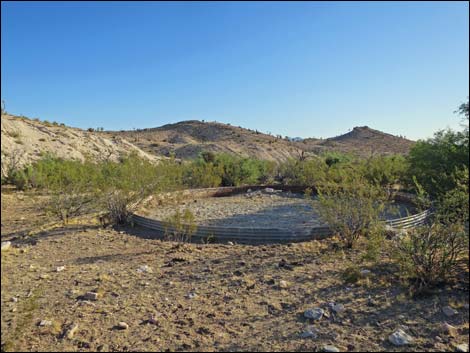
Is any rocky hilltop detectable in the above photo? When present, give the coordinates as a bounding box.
[1,114,160,176]
[301,126,414,156]
[106,120,304,161]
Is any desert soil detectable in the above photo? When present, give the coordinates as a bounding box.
[1,190,469,352]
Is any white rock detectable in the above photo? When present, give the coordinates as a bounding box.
[56,266,66,272]
[137,265,153,273]
[456,343,469,352]
[360,269,371,276]
[66,323,79,339]
[304,308,324,320]
[227,241,234,246]
[442,306,458,317]
[322,345,340,352]
[388,329,414,346]
[264,188,275,193]
[11,297,18,303]
[279,280,289,289]
[1,241,12,251]
[117,322,129,330]
[39,320,52,327]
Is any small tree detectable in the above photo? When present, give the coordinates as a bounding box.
[317,177,387,248]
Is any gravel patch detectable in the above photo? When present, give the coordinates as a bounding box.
[146,191,413,229]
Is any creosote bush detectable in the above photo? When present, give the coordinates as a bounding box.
[392,222,468,293]
[163,209,197,242]
[316,176,387,248]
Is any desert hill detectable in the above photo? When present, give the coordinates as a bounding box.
[1,114,415,177]
[106,120,304,161]
[1,114,160,177]
[300,126,414,157]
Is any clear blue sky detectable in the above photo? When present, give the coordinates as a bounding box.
[1,1,468,140]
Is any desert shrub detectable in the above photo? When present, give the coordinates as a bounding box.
[1,149,24,186]
[163,208,197,242]
[360,155,408,189]
[341,265,362,284]
[9,167,32,191]
[183,159,222,188]
[362,224,386,262]
[322,151,353,167]
[97,154,178,224]
[434,166,469,224]
[278,158,327,187]
[7,130,21,138]
[30,157,101,224]
[407,101,469,199]
[201,153,273,187]
[47,191,95,225]
[407,130,469,197]
[392,222,468,293]
[317,176,387,248]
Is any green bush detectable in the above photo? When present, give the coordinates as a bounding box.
[434,166,469,224]
[360,155,408,189]
[183,159,222,188]
[278,157,327,187]
[163,208,197,242]
[317,176,387,248]
[392,222,468,293]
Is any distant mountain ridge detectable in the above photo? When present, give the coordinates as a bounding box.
[109,121,415,160]
[1,114,415,177]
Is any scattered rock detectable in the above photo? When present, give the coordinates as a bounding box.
[360,269,371,276]
[97,344,110,352]
[83,292,99,301]
[148,315,160,325]
[455,343,469,352]
[117,322,129,330]
[388,329,414,346]
[279,280,289,289]
[11,297,18,303]
[1,241,12,251]
[187,292,198,299]
[367,296,378,307]
[137,265,153,273]
[322,345,340,352]
[440,322,458,337]
[56,266,66,272]
[38,320,52,327]
[300,326,319,339]
[329,303,345,313]
[227,241,234,246]
[442,306,458,317]
[304,308,324,320]
[65,323,79,339]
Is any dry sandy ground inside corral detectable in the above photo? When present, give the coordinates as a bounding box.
[1,190,469,352]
